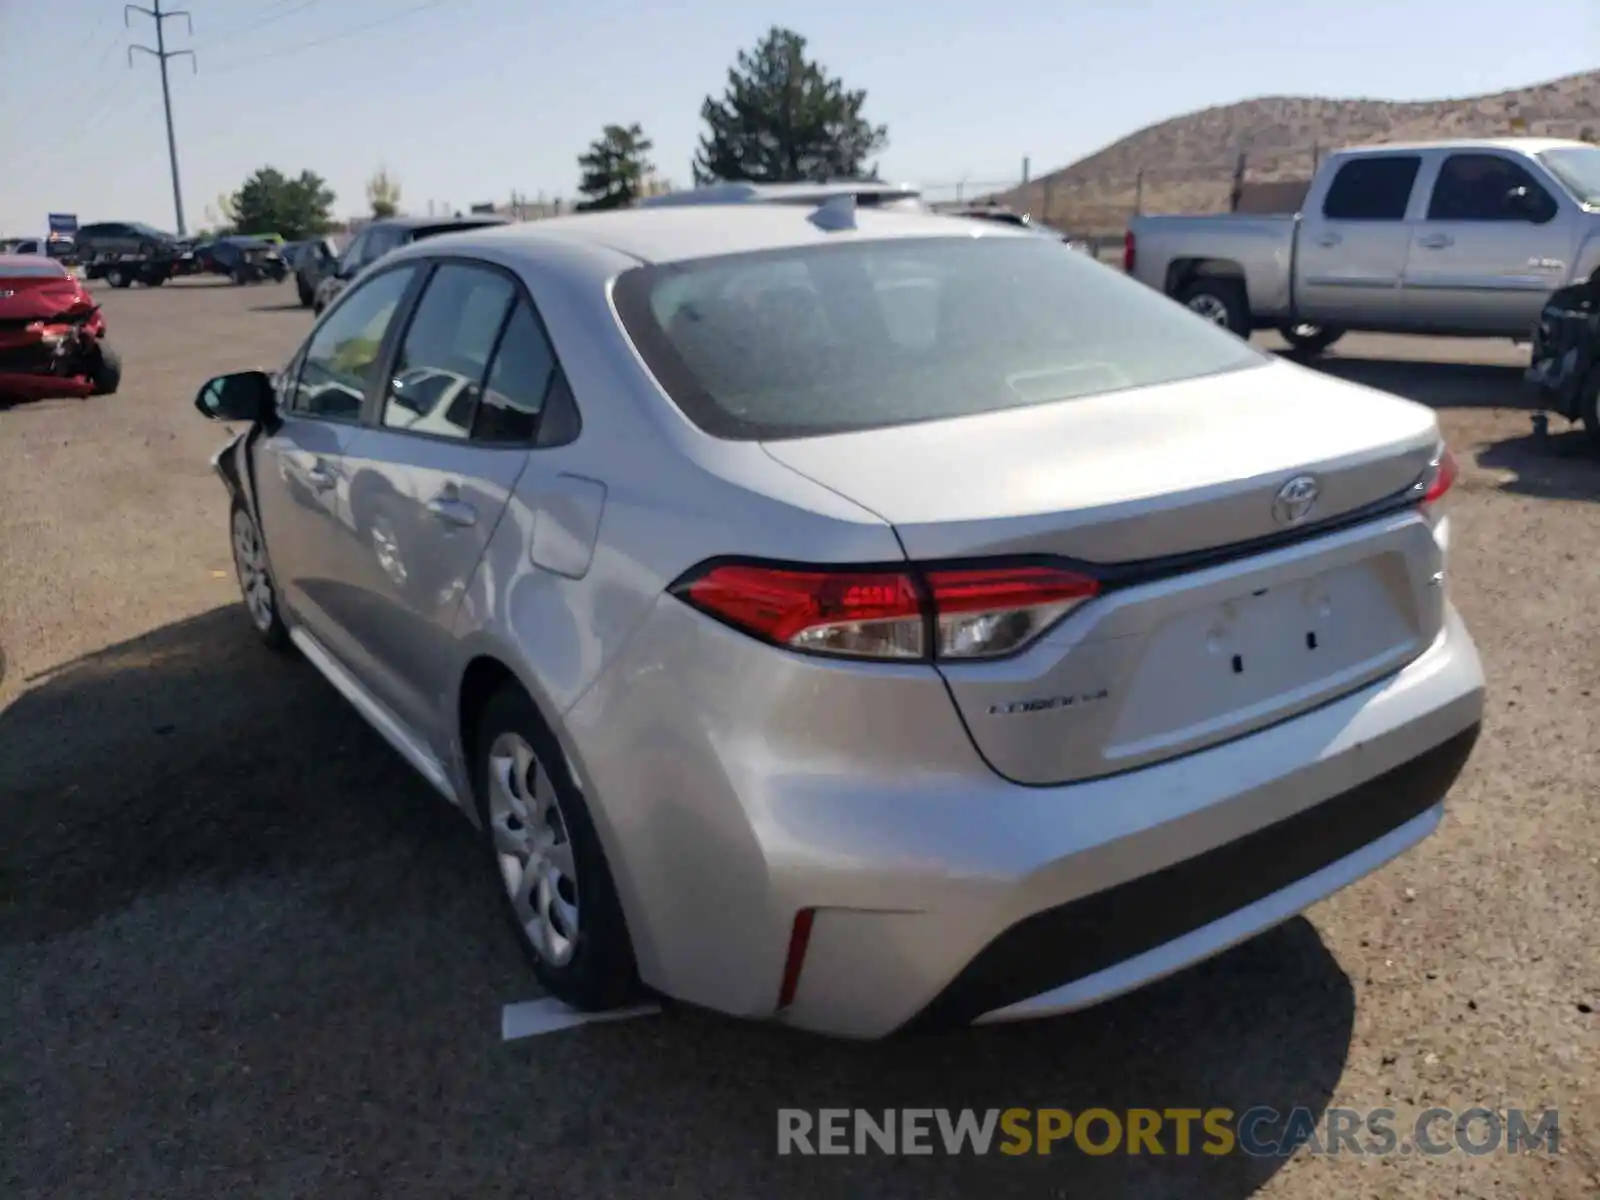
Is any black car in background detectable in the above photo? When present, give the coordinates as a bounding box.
[289,236,340,307]
[191,236,288,284]
[74,221,183,260]
[312,214,510,313]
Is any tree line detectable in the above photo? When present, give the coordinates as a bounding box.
[204,26,884,238]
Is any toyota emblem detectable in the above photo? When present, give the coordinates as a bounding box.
[1272,474,1320,526]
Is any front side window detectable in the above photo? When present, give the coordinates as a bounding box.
[613,234,1265,441]
[340,231,372,272]
[380,263,517,439]
[1428,154,1557,222]
[292,266,416,421]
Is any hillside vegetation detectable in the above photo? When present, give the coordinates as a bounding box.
[999,70,1600,236]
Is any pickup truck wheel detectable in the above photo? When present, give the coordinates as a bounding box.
[1278,323,1345,357]
[105,266,131,289]
[1179,279,1250,338]
[1579,368,1600,452]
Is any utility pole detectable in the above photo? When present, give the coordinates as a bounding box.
[126,1,196,236]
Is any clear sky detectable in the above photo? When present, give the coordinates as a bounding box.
[1,0,1596,235]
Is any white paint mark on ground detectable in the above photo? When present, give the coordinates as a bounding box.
[501,996,661,1041]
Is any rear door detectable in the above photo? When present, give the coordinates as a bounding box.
[1402,151,1571,335]
[1295,153,1423,327]
[335,259,545,749]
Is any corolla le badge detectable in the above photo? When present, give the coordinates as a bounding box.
[1272,474,1320,526]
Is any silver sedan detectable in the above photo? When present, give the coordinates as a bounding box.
[194,201,1484,1038]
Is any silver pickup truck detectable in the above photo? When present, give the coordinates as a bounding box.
[1126,137,1600,354]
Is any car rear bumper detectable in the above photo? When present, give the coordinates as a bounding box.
[564,598,1484,1040]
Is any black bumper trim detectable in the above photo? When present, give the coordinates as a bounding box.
[900,722,1481,1034]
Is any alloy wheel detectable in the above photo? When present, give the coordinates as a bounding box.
[232,507,275,632]
[486,732,580,967]
[1187,293,1231,326]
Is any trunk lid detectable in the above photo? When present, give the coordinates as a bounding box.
[762,357,1447,785]
[0,267,93,327]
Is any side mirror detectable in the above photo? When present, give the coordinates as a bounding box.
[195,370,276,422]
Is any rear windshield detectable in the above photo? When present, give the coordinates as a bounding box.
[612,234,1265,440]
[411,221,506,241]
[0,259,69,278]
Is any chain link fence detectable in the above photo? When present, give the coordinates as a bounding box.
[921,145,1331,250]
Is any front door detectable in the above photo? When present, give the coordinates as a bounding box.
[252,263,421,671]
[1295,152,1424,328]
[1402,151,1572,336]
[337,260,555,751]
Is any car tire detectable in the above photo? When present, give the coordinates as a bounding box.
[1278,323,1345,357]
[230,501,292,652]
[105,266,131,289]
[297,281,314,307]
[472,682,641,1012]
[1579,366,1600,453]
[1179,278,1251,338]
[88,342,122,396]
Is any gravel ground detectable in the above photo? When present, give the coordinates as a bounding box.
[1,279,1596,1199]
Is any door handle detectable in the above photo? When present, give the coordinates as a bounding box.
[1316,232,1342,247]
[1417,233,1454,249]
[303,461,336,490]
[425,495,478,528]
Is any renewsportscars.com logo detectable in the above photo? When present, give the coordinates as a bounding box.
[777,1107,1561,1158]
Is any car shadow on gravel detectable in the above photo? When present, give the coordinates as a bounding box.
[1286,353,1600,502]
[1,604,1357,1200]
[1475,424,1600,503]
[249,301,310,314]
[1298,355,1531,412]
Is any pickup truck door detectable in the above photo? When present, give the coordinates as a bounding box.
[1295,152,1424,327]
[1401,151,1573,336]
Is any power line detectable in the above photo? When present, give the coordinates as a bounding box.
[205,0,449,71]
[126,0,198,237]
[193,0,320,51]
[64,13,112,57]
[8,76,143,186]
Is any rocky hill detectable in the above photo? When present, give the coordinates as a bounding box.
[1000,70,1600,236]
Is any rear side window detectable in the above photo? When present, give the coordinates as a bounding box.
[381,263,517,439]
[1322,156,1421,220]
[613,235,1265,441]
[475,301,556,443]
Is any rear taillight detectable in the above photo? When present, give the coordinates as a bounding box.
[1122,230,1136,273]
[679,564,926,659]
[1418,444,1458,508]
[674,560,1100,662]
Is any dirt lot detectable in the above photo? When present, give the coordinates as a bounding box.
[2,278,1596,1199]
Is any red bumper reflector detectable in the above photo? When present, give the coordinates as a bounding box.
[777,908,816,1010]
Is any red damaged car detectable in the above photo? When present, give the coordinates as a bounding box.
[0,255,122,402]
